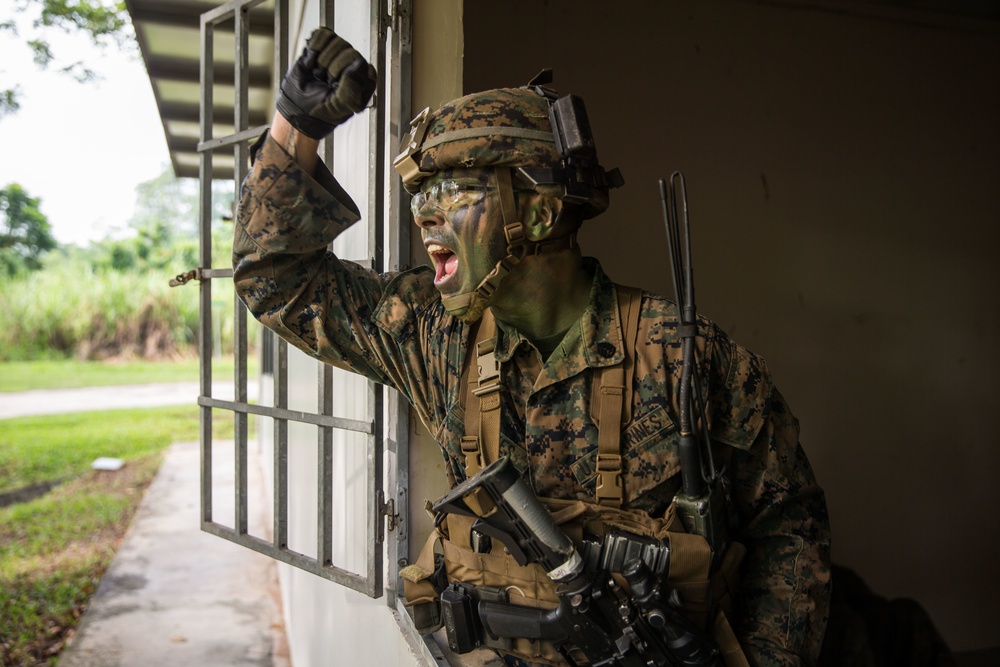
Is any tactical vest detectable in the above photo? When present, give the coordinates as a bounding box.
[402,287,749,667]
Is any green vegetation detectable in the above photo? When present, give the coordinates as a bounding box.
[0,166,240,363]
[0,258,205,361]
[0,403,256,665]
[0,257,243,362]
[0,455,161,666]
[1,183,58,276]
[0,355,257,393]
[0,405,248,494]
[2,1,134,119]
[0,358,203,392]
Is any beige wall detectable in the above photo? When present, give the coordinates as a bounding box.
[460,0,999,652]
[406,0,466,565]
[269,3,433,666]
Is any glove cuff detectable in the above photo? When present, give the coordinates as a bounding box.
[276,93,335,140]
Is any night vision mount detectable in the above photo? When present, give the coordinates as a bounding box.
[518,69,624,206]
[393,69,623,209]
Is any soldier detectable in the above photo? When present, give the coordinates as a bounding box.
[234,28,831,667]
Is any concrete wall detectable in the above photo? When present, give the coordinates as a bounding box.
[256,0,999,660]
[256,1,439,666]
[254,1,477,665]
[460,0,1000,652]
[405,0,466,568]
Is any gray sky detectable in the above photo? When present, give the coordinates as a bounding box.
[0,1,170,246]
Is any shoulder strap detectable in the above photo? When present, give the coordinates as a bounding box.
[460,309,500,477]
[459,286,642,496]
[594,285,642,508]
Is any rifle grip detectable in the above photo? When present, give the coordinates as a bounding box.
[478,600,561,642]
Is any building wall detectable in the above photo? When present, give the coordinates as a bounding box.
[258,0,998,661]
[255,1,453,666]
[255,0,478,664]
[460,0,999,652]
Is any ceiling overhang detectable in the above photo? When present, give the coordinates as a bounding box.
[127,0,997,180]
[125,0,277,180]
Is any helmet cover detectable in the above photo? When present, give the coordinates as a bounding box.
[394,86,612,218]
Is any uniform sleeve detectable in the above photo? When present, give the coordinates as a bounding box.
[709,330,832,667]
[232,133,440,402]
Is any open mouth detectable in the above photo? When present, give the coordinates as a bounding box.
[426,242,458,285]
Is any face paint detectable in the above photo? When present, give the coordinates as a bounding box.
[415,168,509,320]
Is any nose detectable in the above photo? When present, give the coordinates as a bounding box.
[413,210,443,229]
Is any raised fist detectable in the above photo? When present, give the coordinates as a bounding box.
[276,27,378,139]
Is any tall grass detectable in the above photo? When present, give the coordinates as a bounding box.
[0,259,237,361]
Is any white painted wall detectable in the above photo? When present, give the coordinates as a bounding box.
[252,1,450,665]
[282,11,421,667]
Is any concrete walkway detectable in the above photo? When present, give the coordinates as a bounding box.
[1,384,286,667]
[59,439,289,667]
[0,381,258,420]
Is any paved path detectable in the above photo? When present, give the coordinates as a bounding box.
[59,440,289,667]
[1,383,286,666]
[0,381,258,420]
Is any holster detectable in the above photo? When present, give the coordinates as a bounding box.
[401,497,749,667]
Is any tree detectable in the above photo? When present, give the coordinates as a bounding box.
[129,167,200,238]
[0,183,58,276]
[1,1,133,119]
[89,166,234,273]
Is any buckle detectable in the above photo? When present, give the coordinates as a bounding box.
[504,222,531,261]
[504,221,526,246]
[595,454,623,506]
[473,347,501,397]
[461,436,482,472]
[474,260,513,300]
[461,436,481,454]
[392,107,433,190]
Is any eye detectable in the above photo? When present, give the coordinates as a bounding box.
[409,191,426,215]
[410,180,489,217]
[438,180,461,206]
[442,180,490,207]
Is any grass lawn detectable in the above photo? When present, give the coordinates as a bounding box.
[0,357,258,393]
[0,405,244,495]
[0,406,251,666]
[0,455,162,666]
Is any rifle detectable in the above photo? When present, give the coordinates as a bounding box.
[660,173,730,569]
[432,456,723,666]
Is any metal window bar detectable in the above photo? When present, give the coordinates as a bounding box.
[197,0,388,598]
[385,0,412,610]
[318,0,336,579]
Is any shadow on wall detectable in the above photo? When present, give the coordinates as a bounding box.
[460,0,1000,654]
[821,565,953,667]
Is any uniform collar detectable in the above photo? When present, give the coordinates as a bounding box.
[493,258,627,388]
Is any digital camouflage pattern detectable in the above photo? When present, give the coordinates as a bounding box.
[233,135,831,667]
[397,87,610,218]
[415,88,558,176]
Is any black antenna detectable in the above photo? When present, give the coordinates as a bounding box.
[660,174,716,493]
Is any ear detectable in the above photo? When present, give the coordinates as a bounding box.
[521,193,563,242]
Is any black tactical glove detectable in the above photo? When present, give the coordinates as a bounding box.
[276,27,378,139]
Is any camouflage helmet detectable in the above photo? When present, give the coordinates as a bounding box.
[393,83,622,220]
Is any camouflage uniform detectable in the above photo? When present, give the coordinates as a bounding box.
[234,134,832,667]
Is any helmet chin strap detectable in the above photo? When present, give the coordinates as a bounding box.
[441,168,577,320]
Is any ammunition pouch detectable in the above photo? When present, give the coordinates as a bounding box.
[401,498,749,667]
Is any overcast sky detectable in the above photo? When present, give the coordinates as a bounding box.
[0,1,170,246]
